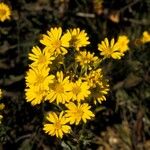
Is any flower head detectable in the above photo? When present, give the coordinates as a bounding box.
[43,112,71,138]
[65,102,94,125]
[0,103,5,110]
[40,27,71,56]
[0,2,11,22]
[98,38,123,59]
[75,51,98,70]
[92,79,109,104]
[25,87,47,106]
[0,89,2,98]
[67,28,90,50]
[46,71,71,104]
[25,67,54,90]
[140,31,150,43]
[82,69,103,88]
[0,115,3,124]
[29,46,55,68]
[117,35,129,52]
[69,79,91,102]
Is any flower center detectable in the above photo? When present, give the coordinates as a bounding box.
[70,36,78,47]
[0,9,6,16]
[38,55,47,64]
[55,121,62,130]
[35,89,45,96]
[82,56,91,64]
[76,109,83,118]
[55,83,64,93]
[72,86,81,95]
[35,75,45,86]
[53,40,61,49]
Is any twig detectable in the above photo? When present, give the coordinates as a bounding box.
[119,0,141,13]
[76,12,95,18]
[15,134,32,143]
[123,18,150,25]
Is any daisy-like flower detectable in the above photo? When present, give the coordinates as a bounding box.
[40,27,71,56]
[75,51,98,70]
[67,28,90,50]
[25,87,47,105]
[92,79,109,104]
[140,31,150,43]
[29,46,55,68]
[0,89,2,98]
[0,115,3,124]
[0,2,11,22]
[0,103,5,110]
[46,71,72,104]
[65,102,94,125]
[69,79,91,102]
[25,67,54,90]
[82,69,103,88]
[117,35,129,52]
[98,38,123,59]
[43,112,71,138]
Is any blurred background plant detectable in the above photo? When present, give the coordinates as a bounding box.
[0,0,150,149]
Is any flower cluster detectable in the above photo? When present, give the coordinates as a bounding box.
[25,27,129,138]
[0,2,11,22]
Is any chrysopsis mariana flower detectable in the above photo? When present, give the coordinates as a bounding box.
[43,112,71,138]
[46,71,72,104]
[117,35,129,53]
[67,28,90,50]
[140,31,150,43]
[25,67,54,90]
[25,87,47,106]
[82,69,103,88]
[40,27,71,56]
[98,38,123,59]
[29,46,55,68]
[65,102,94,125]
[91,79,109,104]
[75,51,98,70]
[69,79,91,102]
[0,2,11,22]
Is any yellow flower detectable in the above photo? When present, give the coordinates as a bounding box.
[40,27,71,56]
[98,38,123,59]
[25,87,47,106]
[69,79,91,102]
[0,89,2,98]
[141,31,150,43]
[82,69,103,88]
[29,46,55,68]
[75,51,98,70]
[0,2,11,22]
[117,35,129,52]
[46,71,71,104]
[43,112,71,138]
[0,115,3,124]
[92,80,109,104]
[67,28,90,50]
[25,67,54,90]
[65,102,94,125]
[0,103,5,110]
